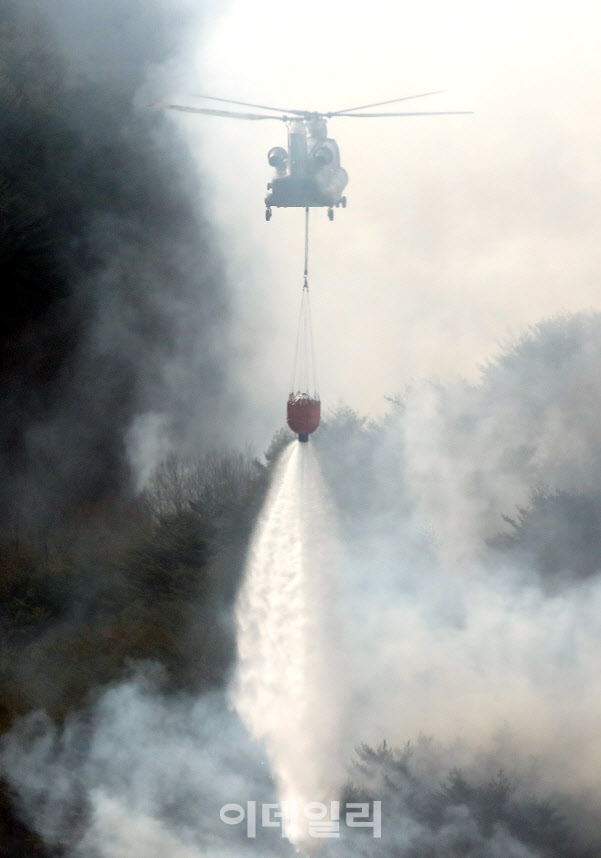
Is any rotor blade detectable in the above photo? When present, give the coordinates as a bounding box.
[333,110,473,117]
[329,91,445,116]
[153,104,285,121]
[191,94,309,116]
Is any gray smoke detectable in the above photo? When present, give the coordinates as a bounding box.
[1,666,286,858]
[0,0,246,533]
[3,0,601,848]
[5,313,601,856]
[313,312,601,851]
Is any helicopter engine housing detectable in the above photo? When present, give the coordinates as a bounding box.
[268,146,288,169]
[311,145,334,167]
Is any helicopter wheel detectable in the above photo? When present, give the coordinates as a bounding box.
[327,207,334,221]
[265,208,272,221]
[341,196,347,208]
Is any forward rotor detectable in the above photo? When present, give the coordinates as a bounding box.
[153,91,472,122]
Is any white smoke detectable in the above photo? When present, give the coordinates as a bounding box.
[5,317,601,853]
[0,669,286,858]
[0,444,349,856]
[397,314,601,564]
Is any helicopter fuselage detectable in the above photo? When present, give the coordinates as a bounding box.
[155,94,471,220]
[265,117,348,216]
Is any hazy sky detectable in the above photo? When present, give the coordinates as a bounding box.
[154,0,601,443]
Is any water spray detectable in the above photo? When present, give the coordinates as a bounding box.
[232,442,345,848]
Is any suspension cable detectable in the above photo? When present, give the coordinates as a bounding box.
[304,205,309,287]
[290,207,318,397]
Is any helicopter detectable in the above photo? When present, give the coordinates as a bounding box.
[153,92,472,220]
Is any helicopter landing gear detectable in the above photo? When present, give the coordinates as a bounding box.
[265,207,272,221]
[327,207,334,221]
[341,196,347,208]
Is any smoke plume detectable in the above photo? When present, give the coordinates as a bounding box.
[4,314,601,856]
[3,1,601,851]
[0,0,241,533]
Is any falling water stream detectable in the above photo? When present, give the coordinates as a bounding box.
[232,442,344,847]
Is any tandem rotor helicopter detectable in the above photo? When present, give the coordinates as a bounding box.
[154,92,472,220]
